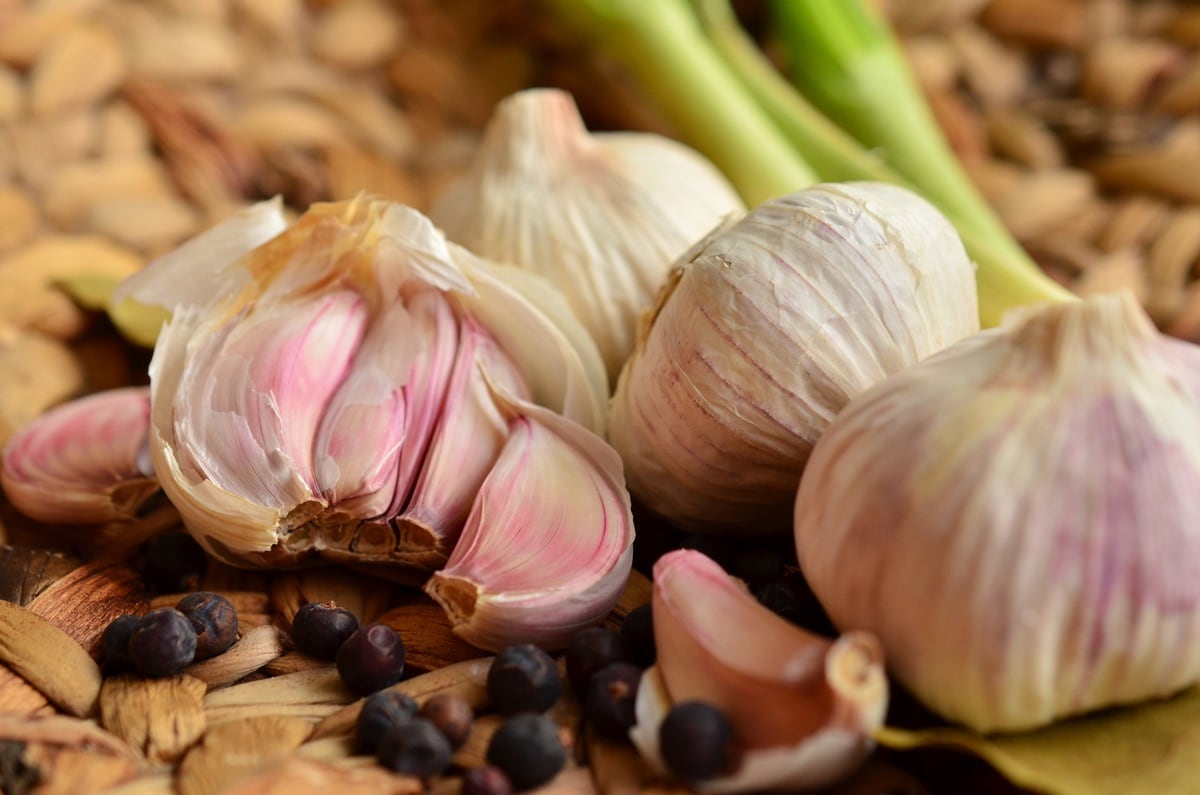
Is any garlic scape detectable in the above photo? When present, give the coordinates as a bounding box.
[609,181,979,533]
[430,88,746,382]
[1,386,156,525]
[630,549,887,792]
[794,292,1200,733]
[99,196,624,603]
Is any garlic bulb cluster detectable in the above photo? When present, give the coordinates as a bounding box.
[610,182,979,533]
[430,88,746,382]
[630,550,887,792]
[3,196,634,652]
[794,292,1200,732]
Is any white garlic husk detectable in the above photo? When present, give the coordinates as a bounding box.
[629,550,888,792]
[430,88,746,382]
[609,182,979,533]
[794,291,1200,733]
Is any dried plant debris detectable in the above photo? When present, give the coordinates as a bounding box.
[0,714,140,795]
[175,716,313,795]
[0,600,102,717]
[98,674,206,765]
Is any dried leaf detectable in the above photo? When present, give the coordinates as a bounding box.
[98,675,207,764]
[0,600,102,717]
[878,684,1200,795]
[220,756,422,795]
[176,716,312,795]
[28,23,126,117]
[27,559,148,655]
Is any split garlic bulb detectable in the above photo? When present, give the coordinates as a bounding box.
[609,182,979,533]
[430,88,746,381]
[794,292,1200,732]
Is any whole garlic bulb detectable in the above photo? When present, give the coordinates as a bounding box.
[794,292,1200,732]
[609,182,979,533]
[430,88,746,382]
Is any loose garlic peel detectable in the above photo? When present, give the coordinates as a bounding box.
[430,88,746,382]
[795,292,1200,733]
[1,387,156,524]
[629,550,887,792]
[608,182,979,534]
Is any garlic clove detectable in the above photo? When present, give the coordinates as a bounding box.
[393,314,531,563]
[1,386,157,524]
[432,88,745,382]
[424,395,634,652]
[794,292,1200,732]
[609,181,979,533]
[629,549,887,792]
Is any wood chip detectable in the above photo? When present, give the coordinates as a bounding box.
[324,144,423,205]
[1072,247,1149,303]
[585,725,656,795]
[91,773,175,795]
[1097,195,1171,252]
[184,624,286,690]
[0,714,140,794]
[1081,37,1184,110]
[311,0,405,71]
[28,23,127,117]
[203,668,351,710]
[0,599,102,717]
[993,168,1097,240]
[98,101,152,157]
[0,326,85,447]
[377,599,486,673]
[450,713,500,769]
[985,106,1065,169]
[1147,206,1200,294]
[83,194,200,255]
[903,35,961,92]
[0,186,40,254]
[220,756,422,795]
[205,702,344,726]
[311,657,493,740]
[0,6,86,68]
[0,662,55,718]
[926,88,988,159]
[980,0,1088,49]
[176,716,313,795]
[1088,148,1200,202]
[42,154,176,230]
[269,568,398,628]
[947,24,1028,107]
[604,570,652,631]
[9,109,103,190]
[125,16,244,83]
[1154,53,1200,115]
[27,558,149,655]
[99,675,207,764]
[0,64,23,122]
[293,734,353,762]
[229,96,349,148]
[262,652,333,677]
[0,546,80,607]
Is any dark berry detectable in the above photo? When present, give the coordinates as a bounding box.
[486,714,566,791]
[420,692,473,749]
[175,591,238,660]
[336,623,406,695]
[486,644,562,716]
[461,765,513,795]
[291,601,360,660]
[377,718,453,778]
[356,690,419,755]
[142,531,207,594]
[564,627,625,698]
[127,607,197,678]
[659,701,733,782]
[99,614,140,671]
[620,604,655,668]
[754,576,836,636]
[584,662,641,740]
[731,546,789,591]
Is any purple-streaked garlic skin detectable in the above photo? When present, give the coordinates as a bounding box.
[795,292,1200,732]
[627,549,887,793]
[609,182,979,535]
[1,386,156,524]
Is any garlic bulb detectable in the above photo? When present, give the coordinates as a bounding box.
[794,292,1200,732]
[430,88,746,382]
[630,549,887,792]
[610,182,979,533]
[4,194,638,650]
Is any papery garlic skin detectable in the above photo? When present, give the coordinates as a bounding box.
[430,88,746,382]
[794,292,1200,733]
[1,387,156,524]
[628,549,887,792]
[610,182,979,533]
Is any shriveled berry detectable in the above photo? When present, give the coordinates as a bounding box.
[565,627,624,697]
[291,601,359,660]
[420,692,473,749]
[357,690,419,755]
[128,607,197,678]
[486,644,562,716]
[620,604,655,668]
[377,717,453,778]
[584,662,641,740]
[142,531,207,594]
[336,622,405,695]
[99,614,140,671]
[461,765,513,795]
[486,714,566,791]
[175,591,238,660]
[659,701,733,782]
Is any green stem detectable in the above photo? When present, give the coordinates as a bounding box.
[543,0,817,206]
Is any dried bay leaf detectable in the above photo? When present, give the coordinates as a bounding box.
[0,601,102,717]
[877,684,1200,795]
[99,675,206,764]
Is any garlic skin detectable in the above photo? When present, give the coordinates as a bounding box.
[610,182,979,533]
[630,550,887,792]
[794,292,1200,732]
[430,88,746,382]
[111,197,618,589]
[1,387,156,524]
